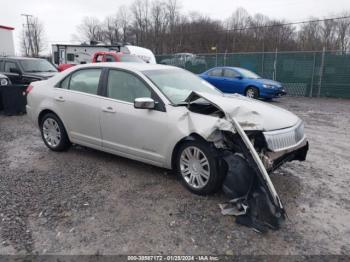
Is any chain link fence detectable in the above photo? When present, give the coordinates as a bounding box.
[156,51,350,98]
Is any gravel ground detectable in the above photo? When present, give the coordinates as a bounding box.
[0,96,349,255]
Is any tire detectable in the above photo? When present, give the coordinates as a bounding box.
[245,86,259,99]
[40,113,70,151]
[175,139,224,195]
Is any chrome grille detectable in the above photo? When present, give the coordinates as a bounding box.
[263,121,305,152]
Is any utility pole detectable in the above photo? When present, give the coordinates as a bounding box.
[317,47,326,97]
[21,14,34,56]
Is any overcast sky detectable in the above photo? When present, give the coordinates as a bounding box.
[2,0,350,55]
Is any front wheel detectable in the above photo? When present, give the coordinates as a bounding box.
[176,140,223,195]
[245,87,259,99]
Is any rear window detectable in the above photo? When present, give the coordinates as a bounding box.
[120,55,145,63]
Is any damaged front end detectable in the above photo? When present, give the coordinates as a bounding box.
[185,92,309,232]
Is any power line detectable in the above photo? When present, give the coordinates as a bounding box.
[171,15,350,36]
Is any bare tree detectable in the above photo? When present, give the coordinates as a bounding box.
[165,0,180,52]
[336,14,350,53]
[117,5,130,43]
[103,16,120,44]
[76,17,104,43]
[150,0,168,53]
[131,0,150,46]
[73,1,350,54]
[321,18,337,49]
[298,19,323,51]
[21,16,46,57]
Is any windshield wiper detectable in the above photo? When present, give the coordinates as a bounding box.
[26,70,42,73]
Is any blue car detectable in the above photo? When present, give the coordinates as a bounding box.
[199,67,286,99]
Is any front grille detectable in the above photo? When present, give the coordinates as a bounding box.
[263,121,305,152]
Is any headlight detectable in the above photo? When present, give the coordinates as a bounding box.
[262,84,275,88]
[0,78,9,86]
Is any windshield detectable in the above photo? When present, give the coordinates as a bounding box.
[120,55,145,63]
[235,68,260,79]
[143,69,222,104]
[20,59,57,73]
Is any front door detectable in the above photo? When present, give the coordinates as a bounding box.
[100,69,170,165]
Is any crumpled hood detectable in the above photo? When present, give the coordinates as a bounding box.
[186,92,300,131]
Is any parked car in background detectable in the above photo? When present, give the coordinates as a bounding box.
[57,63,75,72]
[52,44,156,66]
[160,53,206,68]
[0,73,10,86]
[26,63,307,199]
[57,51,146,72]
[0,57,58,85]
[199,66,286,99]
[92,51,145,63]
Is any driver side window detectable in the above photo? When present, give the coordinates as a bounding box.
[4,62,18,73]
[107,70,151,103]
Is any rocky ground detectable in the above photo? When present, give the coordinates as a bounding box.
[0,96,349,255]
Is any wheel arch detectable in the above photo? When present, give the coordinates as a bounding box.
[38,109,70,140]
[170,133,208,170]
[244,85,260,96]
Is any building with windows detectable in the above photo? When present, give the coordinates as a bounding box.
[0,25,15,56]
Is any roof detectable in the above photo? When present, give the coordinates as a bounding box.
[73,62,177,72]
[52,43,120,48]
[0,56,43,61]
[0,25,15,30]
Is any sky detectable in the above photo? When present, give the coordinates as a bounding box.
[1,0,350,55]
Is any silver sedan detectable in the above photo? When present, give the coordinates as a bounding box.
[26,63,308,196]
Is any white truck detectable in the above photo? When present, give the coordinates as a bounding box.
[52,43,156,65]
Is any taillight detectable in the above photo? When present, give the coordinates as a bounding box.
[26,85,33,94]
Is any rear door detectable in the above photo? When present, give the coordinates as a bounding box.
[53,68,104,148]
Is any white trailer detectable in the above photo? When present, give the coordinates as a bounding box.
[52,44,156,65]
[0,25,15,56]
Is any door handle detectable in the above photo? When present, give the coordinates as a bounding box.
[55,96,65,102]
[102,106,116,113]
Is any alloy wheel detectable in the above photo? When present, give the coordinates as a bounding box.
[42,118,61,148]
[180,146,210,189]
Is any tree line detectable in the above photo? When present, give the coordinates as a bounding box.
[22,0,350,56]
[21,16,45,57]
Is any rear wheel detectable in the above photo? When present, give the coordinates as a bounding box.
[245,87,259,99]
[176,140,223,195]
[40,113,70,151]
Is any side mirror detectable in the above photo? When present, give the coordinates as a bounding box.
[134,97,155,109]
[236,75,243,80]
[10,68,22,76]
